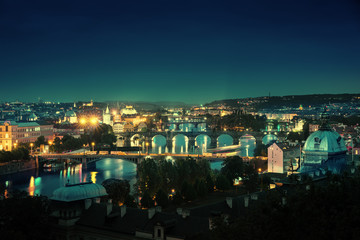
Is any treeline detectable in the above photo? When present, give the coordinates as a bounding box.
[38,124,117,153]
[211,173,360,240]
[136,157,214,208]
[0,191,50,240]
[206,113,266,131]
[136,156,267,209]
[0,148,30,163]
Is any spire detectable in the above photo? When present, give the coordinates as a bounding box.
[318,107,332,131]
[106,105,110,114]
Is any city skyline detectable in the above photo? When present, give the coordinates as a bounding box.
[1,0,360,103]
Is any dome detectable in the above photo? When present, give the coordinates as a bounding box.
[303,130,347,153]
[51,182,107,202]
[65,110,76,117]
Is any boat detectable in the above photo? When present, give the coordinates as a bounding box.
[206,145,242,157]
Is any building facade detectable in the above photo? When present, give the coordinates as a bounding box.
[268,143,300,174]
[0,121,54,151]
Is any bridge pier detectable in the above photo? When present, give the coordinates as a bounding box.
[166,139,173,152]
[82,157,87,165]
[188,137,195,152]
[35,155,39,168]
[124,137,131,147]
[210,137,218,148]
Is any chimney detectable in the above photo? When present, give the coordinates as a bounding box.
[226,197,233,209]
[148,208,156,219]
[85,199,92,209]
[120,205,126,218]
[244,196,249,208]
[182,209,190,219]
[251,193,258,200]
[176,208,183,215]
[106,199,112,216]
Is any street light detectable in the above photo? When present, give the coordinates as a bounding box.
[30,143,34,155]
[13,143,17,150]
[48,141,53,153]
[90,117,98,125]
[258,168,263,191]
[146,142,149,154]
[80,118,87,125]
[91,142,95,151]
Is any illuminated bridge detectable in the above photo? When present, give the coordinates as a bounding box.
[35,152,227,166]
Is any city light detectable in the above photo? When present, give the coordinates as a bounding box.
[80,118,87,125]
[90,117,98,125]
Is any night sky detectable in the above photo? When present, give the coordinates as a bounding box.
[1,0,360,104]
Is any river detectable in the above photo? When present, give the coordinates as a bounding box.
[0,158,224,198]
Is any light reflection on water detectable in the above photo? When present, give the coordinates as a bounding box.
[151,134,256,156]
[1,157,225,198]
[1,158,137,197]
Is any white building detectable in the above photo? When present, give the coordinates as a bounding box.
[268,143,300,174]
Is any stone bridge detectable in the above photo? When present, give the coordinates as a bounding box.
[37,153,226,166]
[116,130,280,148]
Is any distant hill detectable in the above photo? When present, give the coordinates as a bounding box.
[205,93,360,109]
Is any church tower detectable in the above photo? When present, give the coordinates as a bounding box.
[103,105,112,125]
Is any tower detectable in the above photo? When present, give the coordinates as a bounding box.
[103,105,112,125]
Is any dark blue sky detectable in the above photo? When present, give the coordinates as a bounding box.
[1,0,360,104]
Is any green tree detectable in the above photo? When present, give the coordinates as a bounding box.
[221,156,244,184]
[50,137,63,153]
[92,124,117,149]
[102,179,130,205]
[140,191,154,209]
[124,194,137,208]
[137,158,162,196]
[181,181,197,201]
[35,136,46,148]
[242,164,259,192]
[206,174,215,193]
[155,189,169,208]
[215,174,231,191]
[0,193,50,240]
[195,179,208,198]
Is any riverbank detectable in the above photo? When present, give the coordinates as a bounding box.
[0,160,36,176]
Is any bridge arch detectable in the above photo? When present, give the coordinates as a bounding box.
[217,134,233,147]
[130,134,144,147]
[195,134,211,147]
[262,134,278,145]
[172,134,189,153]
[151,135,167,154]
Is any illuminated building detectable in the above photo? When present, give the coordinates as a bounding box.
[62,110,78,124]
[268,143,300,174]
[0,121,54,151]
[82,100,94,107]
[120,106,137,115]
[123,115,147,126]
[301,112,347,174]
[102,105,112,125]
